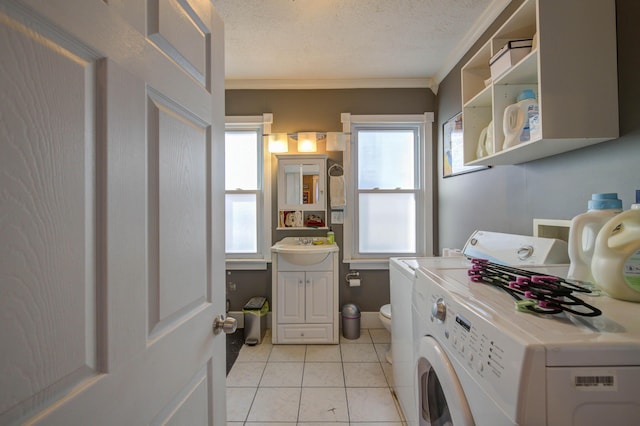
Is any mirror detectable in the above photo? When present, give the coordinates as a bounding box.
[283,163,321,205]
[277,155,327,229]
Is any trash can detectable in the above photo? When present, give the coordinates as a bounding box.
[341,303,361,340]
[243,297,269,345]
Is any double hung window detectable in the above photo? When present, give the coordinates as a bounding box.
[224,116,272,269]
[343,114,433,268]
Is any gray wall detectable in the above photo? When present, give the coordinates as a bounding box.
[436,0,640,250]
[225,89,436,312]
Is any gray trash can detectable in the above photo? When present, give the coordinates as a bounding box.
[243,297,268,345]
[342,303,361,340]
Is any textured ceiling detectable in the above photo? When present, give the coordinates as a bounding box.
[212,0,510,90]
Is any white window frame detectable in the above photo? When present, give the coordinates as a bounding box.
[342,113,434,269]
[224,114,273,270]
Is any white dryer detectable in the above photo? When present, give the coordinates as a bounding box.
[411,235,640,425]
[390,256,467,425]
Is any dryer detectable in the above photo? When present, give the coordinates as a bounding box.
[390,256,467,425]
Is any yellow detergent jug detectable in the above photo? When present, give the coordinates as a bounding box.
[591,191,640,302]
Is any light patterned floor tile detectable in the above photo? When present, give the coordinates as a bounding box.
[298,387,349,422]
[374,342,392,363]
[268,344,307,362]
[343,362,388,387]
[381,362,394,387]
[340,343,379,362]
[302,362,344,387]
[339,329,372,344]
[260,362,304,387]
[305,344,342,362]
[226,362,265,387]
[346,388,402,422]
[247,387,301,422]
[226,387,256,422]
[236,342,273,362]
[369,328,391,344]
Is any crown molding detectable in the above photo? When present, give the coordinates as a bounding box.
[224,77,434,90]
[432,0,512,89]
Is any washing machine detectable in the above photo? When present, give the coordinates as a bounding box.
[390,256,468,425]
[411,232,640,425]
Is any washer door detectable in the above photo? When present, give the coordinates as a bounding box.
[417,336,474,426]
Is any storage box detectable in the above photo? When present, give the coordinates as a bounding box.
[489,39,533,80]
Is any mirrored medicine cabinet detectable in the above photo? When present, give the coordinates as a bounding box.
[276,154,327,230]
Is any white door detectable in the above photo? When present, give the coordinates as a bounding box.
[0,0,227,424]
[306,271,333,323]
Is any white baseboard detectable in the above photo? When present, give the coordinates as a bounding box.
[229,311,383,330]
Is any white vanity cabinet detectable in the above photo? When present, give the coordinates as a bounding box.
[271,241,339,344]
[461,0,618,166]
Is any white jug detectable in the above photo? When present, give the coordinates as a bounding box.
[475,120,494,159]
[567,193,622,283]
[502,89,538,150]
[592,197,640,302]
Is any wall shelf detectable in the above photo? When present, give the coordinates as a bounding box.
[461,0,618,166]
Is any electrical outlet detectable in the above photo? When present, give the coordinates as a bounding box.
[227,282,236,292]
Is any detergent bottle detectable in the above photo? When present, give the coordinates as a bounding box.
[591,190,640,302]
[502,89,538,150]
[567,193,622,283]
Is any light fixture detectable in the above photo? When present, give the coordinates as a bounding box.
[267,133,289,153]
[297,132,317,152]
[326,132,346,151]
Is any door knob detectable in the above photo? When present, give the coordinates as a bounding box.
[213,315,237,335]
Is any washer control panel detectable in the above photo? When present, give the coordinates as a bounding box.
[423,285,527,418]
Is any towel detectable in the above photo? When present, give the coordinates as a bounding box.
[330,175,346,208]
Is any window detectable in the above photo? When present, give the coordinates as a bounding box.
[225,115,272,269]
[343,113,434,269]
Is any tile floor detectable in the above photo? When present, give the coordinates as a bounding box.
[226,328,405,425]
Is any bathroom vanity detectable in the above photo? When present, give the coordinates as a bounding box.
[271,237,339,344]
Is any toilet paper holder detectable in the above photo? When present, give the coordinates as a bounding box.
[345,271,361,287]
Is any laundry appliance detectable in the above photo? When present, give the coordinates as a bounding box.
[411,231,640,425]
[390,256,466,425]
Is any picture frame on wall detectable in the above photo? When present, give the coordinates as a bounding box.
[442,112,490,178]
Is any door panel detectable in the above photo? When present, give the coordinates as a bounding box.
[306,272,333,323]
[149,0,208,85]
[0,13,99,422]
[0,0,226,424]
[149,90,209,333]
[278,272,305,323]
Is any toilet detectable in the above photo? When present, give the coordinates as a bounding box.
[379,304,393,363]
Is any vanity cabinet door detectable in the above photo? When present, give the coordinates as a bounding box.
[306,271,333,323]
[277,272,305,324]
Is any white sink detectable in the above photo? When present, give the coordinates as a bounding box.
[272,237,338,266]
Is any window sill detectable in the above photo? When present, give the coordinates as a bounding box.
[342,258,390,270]
[225,259,271,271]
